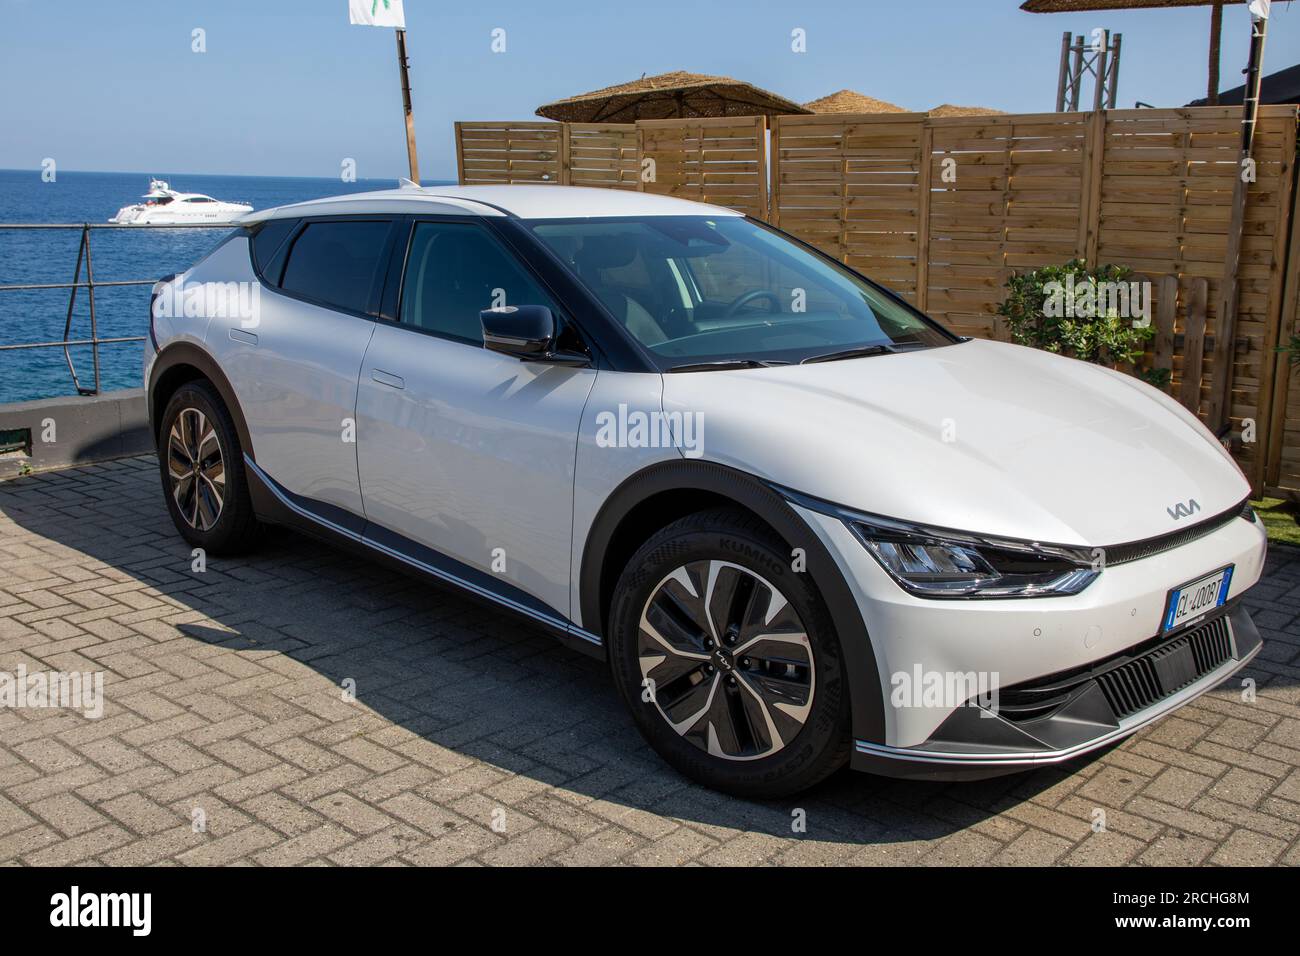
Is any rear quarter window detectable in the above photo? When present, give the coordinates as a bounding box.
[249,218,298,277]
[278,219,392,314]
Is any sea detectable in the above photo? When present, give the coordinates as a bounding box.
[0,169,454,404]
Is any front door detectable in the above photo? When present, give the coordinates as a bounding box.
[355,219,598,620]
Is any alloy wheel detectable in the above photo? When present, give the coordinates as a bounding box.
[167,407,225,531]
[637,560,815,761]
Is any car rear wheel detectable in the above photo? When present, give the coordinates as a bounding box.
[158,380,262,554]
[608,507,851,798]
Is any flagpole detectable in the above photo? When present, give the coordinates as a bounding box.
[395,27,420,183]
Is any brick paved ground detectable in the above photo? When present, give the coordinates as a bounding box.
[0,455,1298,866]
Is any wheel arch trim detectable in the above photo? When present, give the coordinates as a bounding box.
[579,458,886,744]
[148,341,254,461]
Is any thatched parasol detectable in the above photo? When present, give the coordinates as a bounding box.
[535,71,811,123]
[803,90,907,113]
[928,103,1008,117]
[1021,1,1246,104]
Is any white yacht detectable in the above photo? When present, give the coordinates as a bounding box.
[110,179,253,225]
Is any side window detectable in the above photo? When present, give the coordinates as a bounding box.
[400,221,560,345]
[250,218,297,277]
[279,219,392,314]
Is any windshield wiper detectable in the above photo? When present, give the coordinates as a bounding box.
[666,359,789,373]
[800,344,897,365]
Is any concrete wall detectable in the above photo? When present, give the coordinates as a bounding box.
[0,389,153,478]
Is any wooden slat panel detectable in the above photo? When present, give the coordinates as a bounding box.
[771,112,925,302]
[637,115,769,218]
[564,123,637,189]
[455,121,562,185]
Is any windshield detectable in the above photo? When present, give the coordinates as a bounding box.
[527,215,956,367]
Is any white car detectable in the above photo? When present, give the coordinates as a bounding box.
[144,185,1266,797]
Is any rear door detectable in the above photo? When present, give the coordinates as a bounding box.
[212,216,398,519]
[355,217,598,619]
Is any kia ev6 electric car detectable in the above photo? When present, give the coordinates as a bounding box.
[146,184,1266,797]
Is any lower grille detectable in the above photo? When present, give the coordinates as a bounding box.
[999,614,1236,723]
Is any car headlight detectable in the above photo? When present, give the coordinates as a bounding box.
[847,515,1099,599]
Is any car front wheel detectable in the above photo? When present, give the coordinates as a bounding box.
[608,507,851,798]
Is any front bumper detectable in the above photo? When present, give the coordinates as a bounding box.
[850,602,1261,780]
[790,500,1268,772]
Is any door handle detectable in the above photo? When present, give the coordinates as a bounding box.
[229,328,258,345]
[371,369,405,390]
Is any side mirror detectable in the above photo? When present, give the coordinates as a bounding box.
[480,305,589,366]
[481,304,554,358]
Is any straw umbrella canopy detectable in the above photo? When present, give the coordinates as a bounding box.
[928,103,1008,116]
[535,71,811,123]
[1020,1,1246,104]
[803,90,907,113]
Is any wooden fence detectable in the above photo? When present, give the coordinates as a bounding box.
[637,116,769,219]
[456,107,1300,499]
[455,118,765,210]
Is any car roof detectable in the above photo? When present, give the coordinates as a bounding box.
[240,184,745,224]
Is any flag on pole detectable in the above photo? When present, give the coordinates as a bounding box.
[349,0,405,28]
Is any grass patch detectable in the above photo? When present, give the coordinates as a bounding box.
[1251,497,1300,547]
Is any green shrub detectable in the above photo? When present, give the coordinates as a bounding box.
[996,259,1166,384]
[1278,334,1300,368]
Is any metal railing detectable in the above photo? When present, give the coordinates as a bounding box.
[0,222,238,396]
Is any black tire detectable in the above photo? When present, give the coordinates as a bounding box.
[608,507,851,798]
[157,380,262,555]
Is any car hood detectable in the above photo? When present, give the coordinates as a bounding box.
[660,338,1249,546]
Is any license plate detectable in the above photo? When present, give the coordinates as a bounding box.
[1163,565,1233,633]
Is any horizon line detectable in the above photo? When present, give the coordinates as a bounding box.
[0,167,459,183]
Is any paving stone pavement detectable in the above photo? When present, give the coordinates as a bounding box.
[1,455,1298,866]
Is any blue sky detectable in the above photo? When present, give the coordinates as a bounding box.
[2,0,1298,180]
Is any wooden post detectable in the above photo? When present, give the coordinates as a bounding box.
[916,122,933,312]
[1080,110,1106,267]
[1181,279,1209,413]
[559,123,571,186]
[635,124,646,193]
[453,122,465,185]
[395,28,420,183]
[770,116,783,228]
[1208,10,1269,432]
[1208,2,1223,106]
[837,122,849,264]
[1154,275,1177,393]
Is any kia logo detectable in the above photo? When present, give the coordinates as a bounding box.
[1167,498,1201,520]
